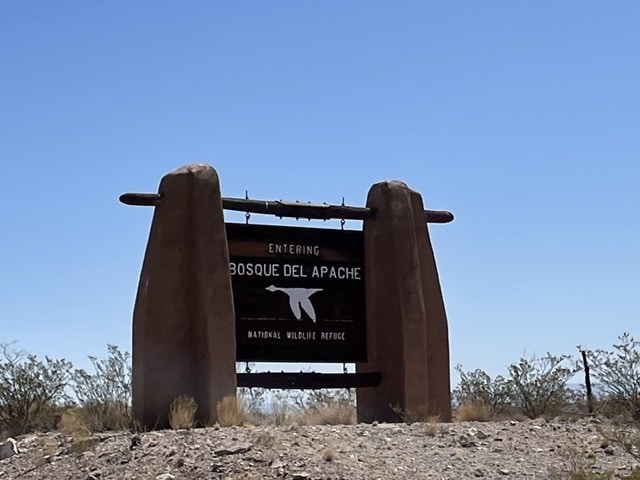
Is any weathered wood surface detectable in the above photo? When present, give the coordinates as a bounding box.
[120,193,454,223]
[119,192,162,206]
[236,372,382,389]
[223,197,375,220]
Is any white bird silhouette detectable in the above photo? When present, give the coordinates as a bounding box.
[265,285,323,322]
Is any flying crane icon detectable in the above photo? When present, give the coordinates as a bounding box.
[265,285,323,322]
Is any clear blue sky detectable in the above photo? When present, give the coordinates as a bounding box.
[1,1,638,383]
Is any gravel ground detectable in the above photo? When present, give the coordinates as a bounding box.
[2,417,639,479]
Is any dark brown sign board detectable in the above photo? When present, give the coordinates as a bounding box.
[226,223,366,363]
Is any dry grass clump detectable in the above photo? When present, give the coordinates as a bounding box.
[74,401,132,432]
[58,408,91,437]
[297,404,356,425]
[57,408,100,455]
[169,395,198,429]
[455,401,492,422]
[422,417,449,437]
[322,445,337,461]
[216,395,246,427]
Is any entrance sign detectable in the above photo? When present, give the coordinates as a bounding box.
[122,164,454,427]
[226,223,366,362]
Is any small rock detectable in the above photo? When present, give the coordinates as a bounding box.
[130,435,141,450]
[458,435,476,448]
[499,469,510,475]
[270,459,285,469]
[291,472,311,480]
[0,438,18,460]
[476,429,489,440]
[474,468,486,477]
[604,447,615,456]
[155,474,176,480]
[214,443,252,456]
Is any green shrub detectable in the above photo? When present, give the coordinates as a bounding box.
[582,333,640,421]
[453,365,514,416]
[455,353,580,419]
[0,343,72,436]
[71,344,132,431]
[508,353,579,419]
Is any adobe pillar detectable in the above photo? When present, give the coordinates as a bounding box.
[132,164,236,429]
[357,181,452,422]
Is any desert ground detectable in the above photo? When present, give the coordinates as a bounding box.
[2,417,640,480]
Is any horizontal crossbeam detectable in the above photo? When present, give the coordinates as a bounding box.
[236,372,382,389]
[119,193,454,224]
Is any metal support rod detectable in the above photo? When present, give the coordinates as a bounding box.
[119,193,455,223]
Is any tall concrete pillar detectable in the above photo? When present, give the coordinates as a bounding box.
[357,181,451,423]
[132,164,236,429]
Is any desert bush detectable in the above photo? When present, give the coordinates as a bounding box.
[305,388,355,410]
[581,333,640,421]
[455,353,580,419]
[216,395,245,427]
[299,401,356,425]
[71,344,132,431]
[454,401,492,422]
[508,353,580,419]
[169,395,198,429]
[237,387,268,424]
[270,388,356,425]
[453,365,514,416]
[296,389,355,424]
[236,362,270,424]
[58,408,92,437]
[0,343,72,436]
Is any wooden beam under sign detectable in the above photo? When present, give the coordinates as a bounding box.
[119,193,454,223]
[236,372,382,389]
